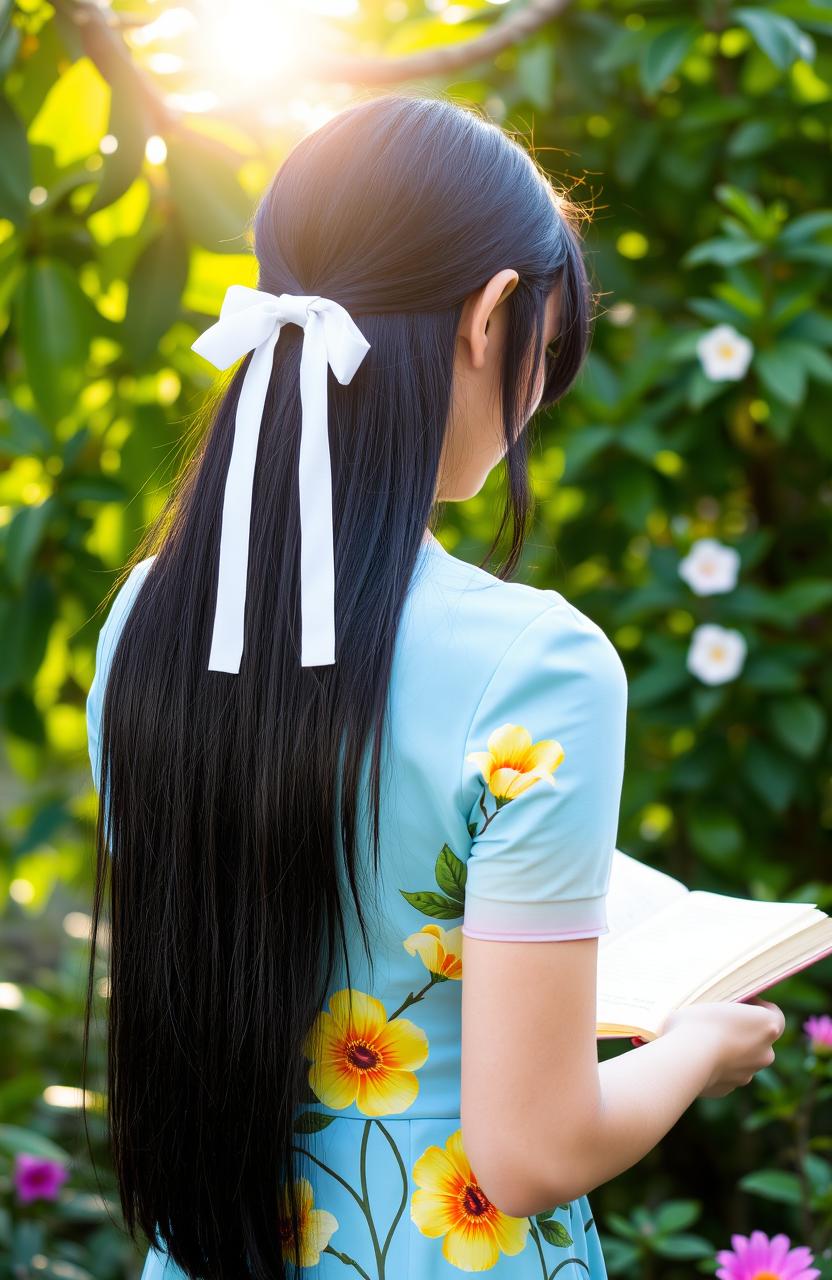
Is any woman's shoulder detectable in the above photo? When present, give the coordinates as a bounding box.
[407,540,626,702]
[98,555,156,645]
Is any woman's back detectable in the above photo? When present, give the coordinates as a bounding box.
[87,529,627,1278]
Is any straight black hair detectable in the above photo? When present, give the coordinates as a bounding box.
[82,91,595,1278]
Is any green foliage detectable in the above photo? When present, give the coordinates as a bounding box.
[1,0,831,1276]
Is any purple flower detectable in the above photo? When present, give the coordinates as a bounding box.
[803,1014,832,1055]
[715,1230,820,1280]
[13,1153,70,1205]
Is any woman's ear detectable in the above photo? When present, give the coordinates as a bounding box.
[467,268,519,367]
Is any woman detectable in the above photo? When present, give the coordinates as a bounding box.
[84,92,785,1280]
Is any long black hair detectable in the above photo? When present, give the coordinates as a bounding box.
[82,91,595,1278]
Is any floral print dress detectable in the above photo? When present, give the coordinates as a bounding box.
[86,531,628,1280]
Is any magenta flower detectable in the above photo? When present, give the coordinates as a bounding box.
[716,1230,820,1280]
[803,1014,832,1055]
[13,1152,70,1205]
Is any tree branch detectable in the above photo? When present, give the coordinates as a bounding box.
[308,0,572,84]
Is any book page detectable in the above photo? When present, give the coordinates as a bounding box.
[597,890,818,1033]
[599,849,689,948]
[692,915,832,1005]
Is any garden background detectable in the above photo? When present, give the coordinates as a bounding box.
[1,0,831,1276]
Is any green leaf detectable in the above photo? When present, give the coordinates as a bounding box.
[653,1200,701,1234]
[293,1109,334,1133]
[16,259,96,423]
[714,183,777,240]
[738,1168,804,1204]
[167,131,253,253]
[727,118,780,158]
[562,425,616,480]
[434,843,467,901]
[778,210,832,247]
[12,1219,45,1271]
[593,26,648,74]
[60,477,127,503]
[743,740,801,814]
[777,579,832,617]
[688,807,743,863]
[682,236,761,267]
[605,1211,641,1239]
[398,890,463,920]
[723,585,789,627]
[28,55,109,169]
[768,696,827,759]
[0,20,22,80]
[734,8,815,69]
[518,41,553,110]
[628,658,690,708]
[5,498,57,588]
[614,119,660,187]
[651,1233,713,1259]
[743,654,802,693]
[5,686,45,744]
[776,339,832,385]
[537,1217,573,1247]
[754,345,807,406]
[0,573,55,692]
[0,1123,70,1165]
[575,351,621,414]
[611,465,659,532]
[0,95,31,224]
[86,88,151,216]
[123,218,190,364]
[804,1154,832,1196]
[0,403,52,456]
[600,1238,640,1272]
[640,23,699,96]
[55,1191,113,1223]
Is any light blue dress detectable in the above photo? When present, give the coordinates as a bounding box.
[87,531,628,1279]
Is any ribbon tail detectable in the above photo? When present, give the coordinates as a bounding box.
[297,312,336,667]
[208,330,280,672]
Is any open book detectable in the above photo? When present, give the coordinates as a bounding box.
[596,850,832,1043]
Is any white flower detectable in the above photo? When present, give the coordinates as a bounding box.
[696,324,753,381]
[678,538,741,596]
[687,624,747,685]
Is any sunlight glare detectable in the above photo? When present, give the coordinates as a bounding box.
[192,0,314,102]
[128,6,196,46]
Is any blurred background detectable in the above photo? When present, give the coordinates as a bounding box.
[1,0,831,1276]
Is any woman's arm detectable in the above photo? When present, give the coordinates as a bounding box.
[460,933,720,1218]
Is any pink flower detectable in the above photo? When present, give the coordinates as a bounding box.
[803,1014,832,1055]
[716,1230,820,1280]
[13,1153,69,1205]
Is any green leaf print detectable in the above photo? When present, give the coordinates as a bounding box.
[434,842,467,901]
[537,1217,574,1247]
[293,1109,336,1134]
[399,889,463,919]
[399,842,466,920]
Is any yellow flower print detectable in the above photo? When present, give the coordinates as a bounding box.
[277,1176,338,1267]
[403,924,463,980]
[467,723,565,801]
[303,988,428,1116]
[411,1128,529,1271]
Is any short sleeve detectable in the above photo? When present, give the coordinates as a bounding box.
[86,558,155,797]
[460,600,628,942]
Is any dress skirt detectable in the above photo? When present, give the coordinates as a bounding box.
[139,1114,607,1279]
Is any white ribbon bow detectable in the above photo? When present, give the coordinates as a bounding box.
[191,284,371,672]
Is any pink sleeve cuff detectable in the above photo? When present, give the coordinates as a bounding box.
[461,889,608,942]
[461,924,609,942]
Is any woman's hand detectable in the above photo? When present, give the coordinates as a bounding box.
[656,997,786,1098]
